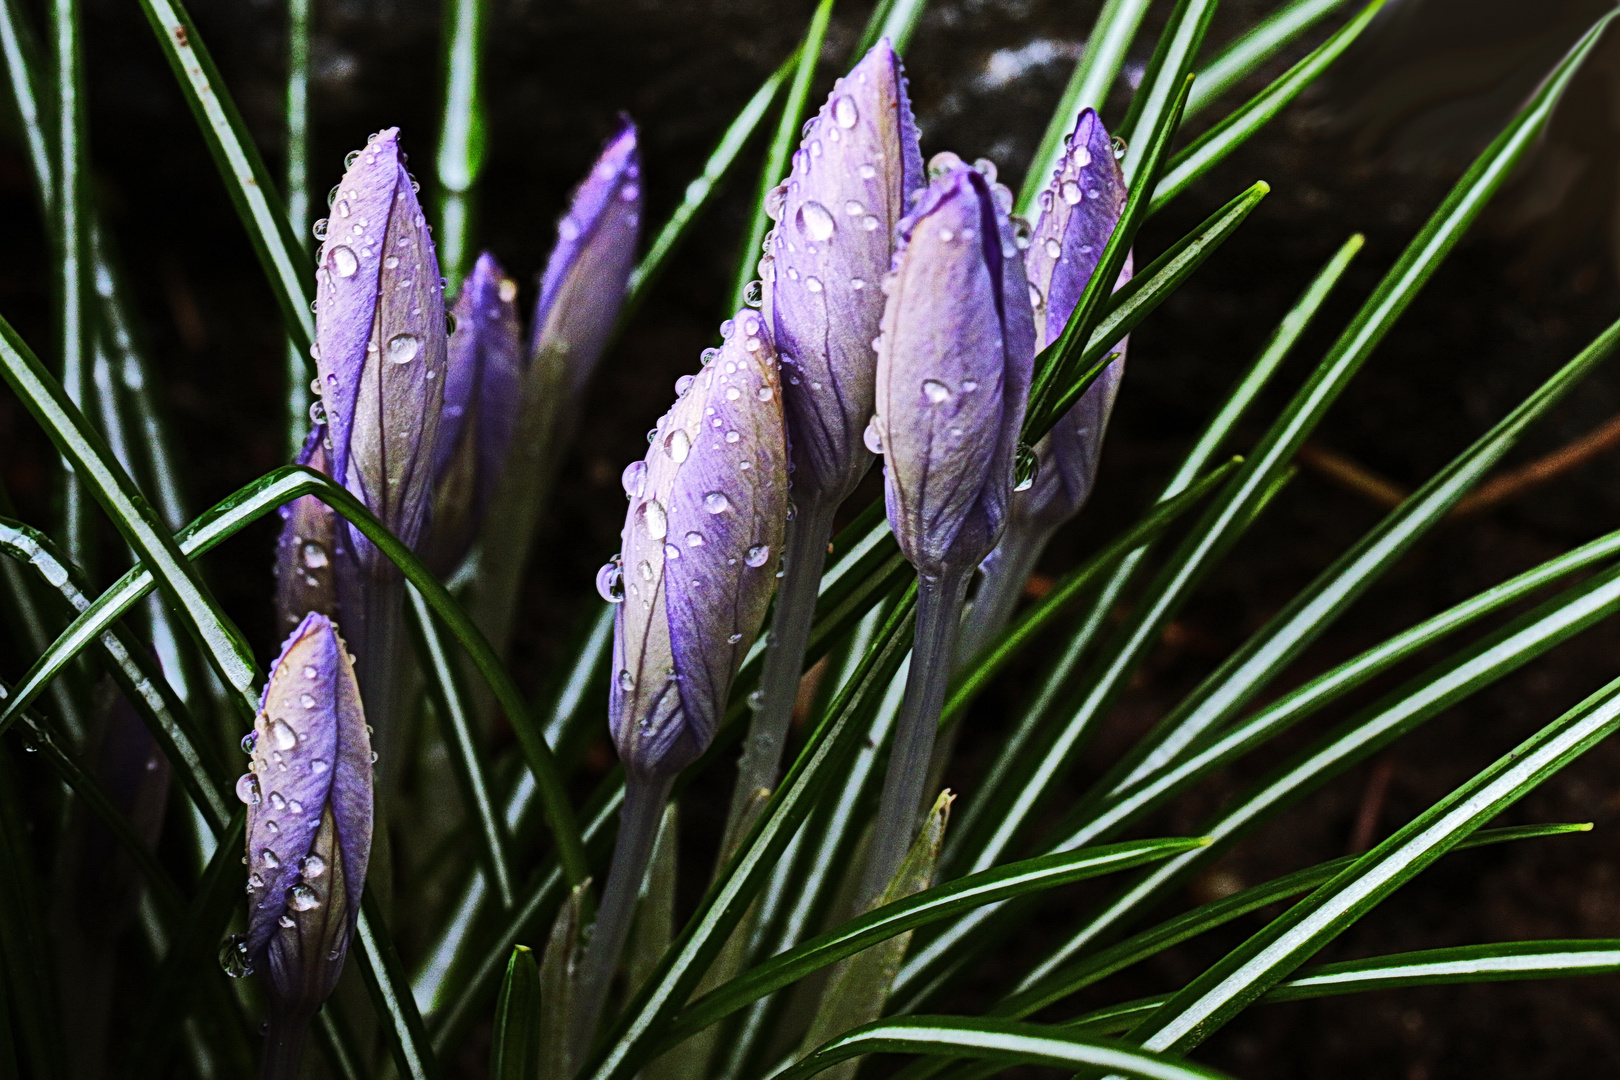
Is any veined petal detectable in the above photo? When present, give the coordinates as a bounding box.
[767,39,924,507]
[611,311,788,778]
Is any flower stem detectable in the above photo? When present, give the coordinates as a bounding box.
[258,1011,310,1080]
[570,772,673,1064]
[860,568,971,904]
[721,495,837,848]
[955,523,1055,668]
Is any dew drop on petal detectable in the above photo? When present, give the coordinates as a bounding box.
[270,720,298,751]
[269,791,286,810]
[279,914,296,928]
[797,201,835,242]
[261,848,281,868]
[219,935,254,978]
[300,694,316,709]
[962,379,979,392]
[685,530,705,547]
[728,632,743,644]
[301,853,327,879]
[862,215,881,231]
[844,199,867,217]
[331,246,359,278]
[743,280,764,308]
[301,542,328,569]
[595,560,623,601]
[1044,237,1062,259]
[639,499,669,540]
[618,669,636,691]
[745,545,771,568]
[386,333,422,364]
[863,416,884,454]
[622,460,648,498]
[664,542,681,560]
[664,430,691,463]
[1013,443,1039,491]
[859,163,877,179]
[241,731,257,754]
[922,379,951,404]
[1028,282,1044,309]
[805,277,823,294]
[311,759,329,774]
[833,96,859,128]
[726,386,741,400]
[289,884,320,911]
[235,773,261,805]
[703,492,732,514]
[1061,180,1083,205]
[675,374,695,396]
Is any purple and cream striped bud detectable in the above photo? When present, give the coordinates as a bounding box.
[274,424,340,635]
[1011,109,1131,536]
[422,253,523,574]
[237,613,372,1019]
[529,119,641,398]
[312,128,448,571]
[869,160,1036,580]
[603,311,788,779]
[765,39,923,507]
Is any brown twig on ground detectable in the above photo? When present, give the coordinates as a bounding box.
[1298,412,1620,518]
[1349,756,1397,854]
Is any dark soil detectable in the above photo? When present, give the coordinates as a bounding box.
[3,0,1620,1076]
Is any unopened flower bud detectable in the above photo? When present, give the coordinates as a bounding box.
[607,311,788,779]
[274,424,339,634]
[238,613,372,1020]
[870,161,1036,579]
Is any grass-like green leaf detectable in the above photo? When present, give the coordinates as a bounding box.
[1128,669,1620,1053]
[52,0,89,570]
[855,0,930,54]
[406,583,516,909]
[355,892,442,1080]
[0,746,67,1080]
[662,837,1207,1047]
[283,0,312,454]
[781,1018,1233,1080]
[489,947,541,1080]
[728,0,833,311]
[1016,0,1155,217]
[131,0,314,352]
[1184,0,1352,118]
[434,0,487,289]
[1151,0,1386,213]
[1117,0,1218,185]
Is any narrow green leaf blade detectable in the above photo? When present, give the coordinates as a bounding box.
[489,947,541,1080]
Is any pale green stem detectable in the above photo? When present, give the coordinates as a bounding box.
[258,1011,310,1080]
[570,773,673,1065]
[53,0,87,571]
[861,567,971,903]
[722,495,837,845]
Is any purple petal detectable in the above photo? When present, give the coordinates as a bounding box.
[874,164,1035,578]
[530,119,641,402]
[424,252,523,573]
[766,39,924,507]
[313,128,449,565]
[1012,110,1132,532]
[610,310,788,778]
[275,425,340,634]
[242,613,372,1016]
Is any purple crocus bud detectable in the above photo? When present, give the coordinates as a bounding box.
[312,128,448,570]
[422,253,523,575]
[765,39,923,509]
[868,160,1036,581]
[1011,109,1132,535]
[274,424,339,635]
[529,119,641,398]
[236,612,372,1021]
[603,311,788,779]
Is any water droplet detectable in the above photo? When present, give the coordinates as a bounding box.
[622,460,648,498]
[797,201,835,242]
[345,149,362,168]
[844,199,867,217]
[289,884,320,911]
[219,935,254,977]
[743,280,764,308]
[311,759,328,774]
[386,333,421,364]
[859,163,878,180]
[701,347,720,367]
[1111,135,1128,160]
[1013,443,1039,491]
[833,95,859,128]
[685,530,705,547]
[1011,216,1032,249]
[745,544,771,568]
[1061,181,1083,205]
[241,731,257,754]
[703,492,732,514]
[1044,237,1062,259]
[270,720,298,751]
[675,374,695,396]
[805,276,824,293]
[728,632,743,645]
[725,430,741,443]
[664,429,691,464]
[279,914,296,929]
[235,773,261,805]
[248,873,264,889]
[1028,281,1044,309]
[862,215,881,231]
[962,379,979,392]
[269,791,286,810]
[300,694,316,709]
[287,799,304,814]
[922,379,951,404]
[639,499,669,540]
[748,689,765,710]
[596,557,625,603]
[973,157,998,183]
[331,245,359,278]
[618,669,636,691]
[301,854,327,879]
[261,848,281,868]
[312,218,329,241]
[765,183,788,221]
[301,541,328,570]
[664,542,682,560]
[720,319,735,339]
[726,386,741,401]
[863,416,884,454]
[938,227,955,243]
[757,384,775,402]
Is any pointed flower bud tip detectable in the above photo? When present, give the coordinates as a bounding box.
[1014,109,1132,533]
[531,119,642,399]
[766,39,924,507]
[313,127,449,567]
[605,310,788,778]
[237,612,373,1019]
[870,160,1036,579]
[275,424,339,634]
[424,252,523,573]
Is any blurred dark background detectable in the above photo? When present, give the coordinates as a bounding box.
[3,0,1620,1076]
